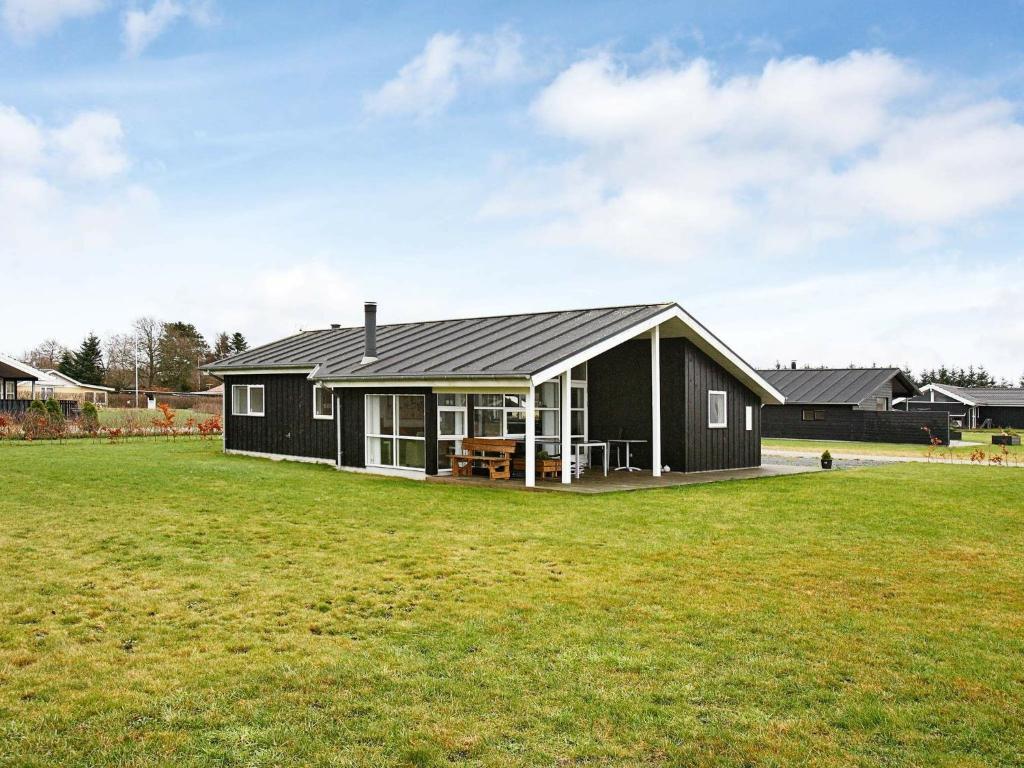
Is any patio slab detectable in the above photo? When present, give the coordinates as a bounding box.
[426,463,818,494]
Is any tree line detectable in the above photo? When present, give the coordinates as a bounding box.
[21,320,249,393]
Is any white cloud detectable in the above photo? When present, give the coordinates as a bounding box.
[365,27,525,117]
[484,49,1024,261]
[0,105,46,167]
[699,261,1024,378]
[49,111,129,179]
[0,103,142,284]
[123,0,212,57]
[2,0,107,41]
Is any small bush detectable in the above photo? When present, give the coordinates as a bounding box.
[44,398,64,424]
[80,402,100,434]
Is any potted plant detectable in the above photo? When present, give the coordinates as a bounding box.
[820,450,833,470]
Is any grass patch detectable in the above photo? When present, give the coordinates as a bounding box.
[765,434,1024,461]
[1,440,1022,766]
[98,408,216,428]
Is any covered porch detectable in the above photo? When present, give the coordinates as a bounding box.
[430,308,773,488]
[0,355,39,414]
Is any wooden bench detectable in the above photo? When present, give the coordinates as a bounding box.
[450,437,517,480]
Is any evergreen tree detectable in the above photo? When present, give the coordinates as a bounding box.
[69,333,105,385]
[57,349,79,381]
[229,332,249,354]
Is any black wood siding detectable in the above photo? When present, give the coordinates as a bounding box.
[588,338,761,472]
[681,343,761,472]
[337,388,438,474]
[224,374,336,460]
[978,406,1024,429]
[763,405,952,444]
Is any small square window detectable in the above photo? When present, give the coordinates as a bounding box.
[232,384,264,417]
[313,384,333,419]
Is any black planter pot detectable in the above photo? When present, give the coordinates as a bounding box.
[821,459,833,469]
[992,435,1021,446]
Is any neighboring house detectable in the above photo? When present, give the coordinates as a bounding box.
[18,370,114,404]
[0,355,80,418]
[897,384,1024,429]
[0,353,39,407]
[757,367,951,444]
[204,302,785,486]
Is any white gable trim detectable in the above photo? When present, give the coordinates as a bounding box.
[920,383,976,406]
[529,305,786,405]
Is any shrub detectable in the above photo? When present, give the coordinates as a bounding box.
[44,398,64,424]
[80,402,100,434]
[821,450,832,461]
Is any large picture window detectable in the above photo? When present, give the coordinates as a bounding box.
[232,384,265,417]
[708,390,727,428]
[313,383,333,420]
[470,379,588,455]
[366,394,426,470]
[472,383,562,441]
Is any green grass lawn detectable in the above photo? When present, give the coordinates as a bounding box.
[764,432,1024,461]
[1,440,1022,766]
[98,408,217,428]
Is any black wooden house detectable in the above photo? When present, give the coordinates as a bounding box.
[898,384,1024,429]
[757,367,952,444]
[204,302,784,486]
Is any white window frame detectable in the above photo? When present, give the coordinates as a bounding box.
[365,394,426,471]
[436,394,468,473]
[312,383,333,420]
[708,390,727,429]
[232,384,265,417]
[745,405,753,432]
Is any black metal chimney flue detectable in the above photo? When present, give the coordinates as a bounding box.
[362,301,378,363]
[791,360,797,370]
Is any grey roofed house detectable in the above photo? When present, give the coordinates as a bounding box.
[898,383,1024,429]
[754,367,950,445]
[756,367,919,406]
[213,302,782,401]
[204,301,783,486]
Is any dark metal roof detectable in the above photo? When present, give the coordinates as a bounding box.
[913,385,1024,407]
[756,367,919,405]
[210,303,674,380]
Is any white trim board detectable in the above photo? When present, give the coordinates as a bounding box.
[325,378,530,390]
[205,366,317,377]
[337,465,427,481]
[225,449,336,466]
[529,305,785,405]
[919,383,976,406]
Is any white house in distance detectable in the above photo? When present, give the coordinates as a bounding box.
[16,367,114,404]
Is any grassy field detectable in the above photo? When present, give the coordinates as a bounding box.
[98,408,217,428]
[1,440,1022,766]
[764,429,1024,461]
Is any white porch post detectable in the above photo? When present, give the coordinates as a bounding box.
[525,382,536,488]
[561,370,572,484]
[651,324,662,477]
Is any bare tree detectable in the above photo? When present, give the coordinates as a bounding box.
[104,334,137,391]
[22,338,68,369]
[133,316,163,388]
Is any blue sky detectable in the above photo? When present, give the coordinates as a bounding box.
[2,0,1023,378]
